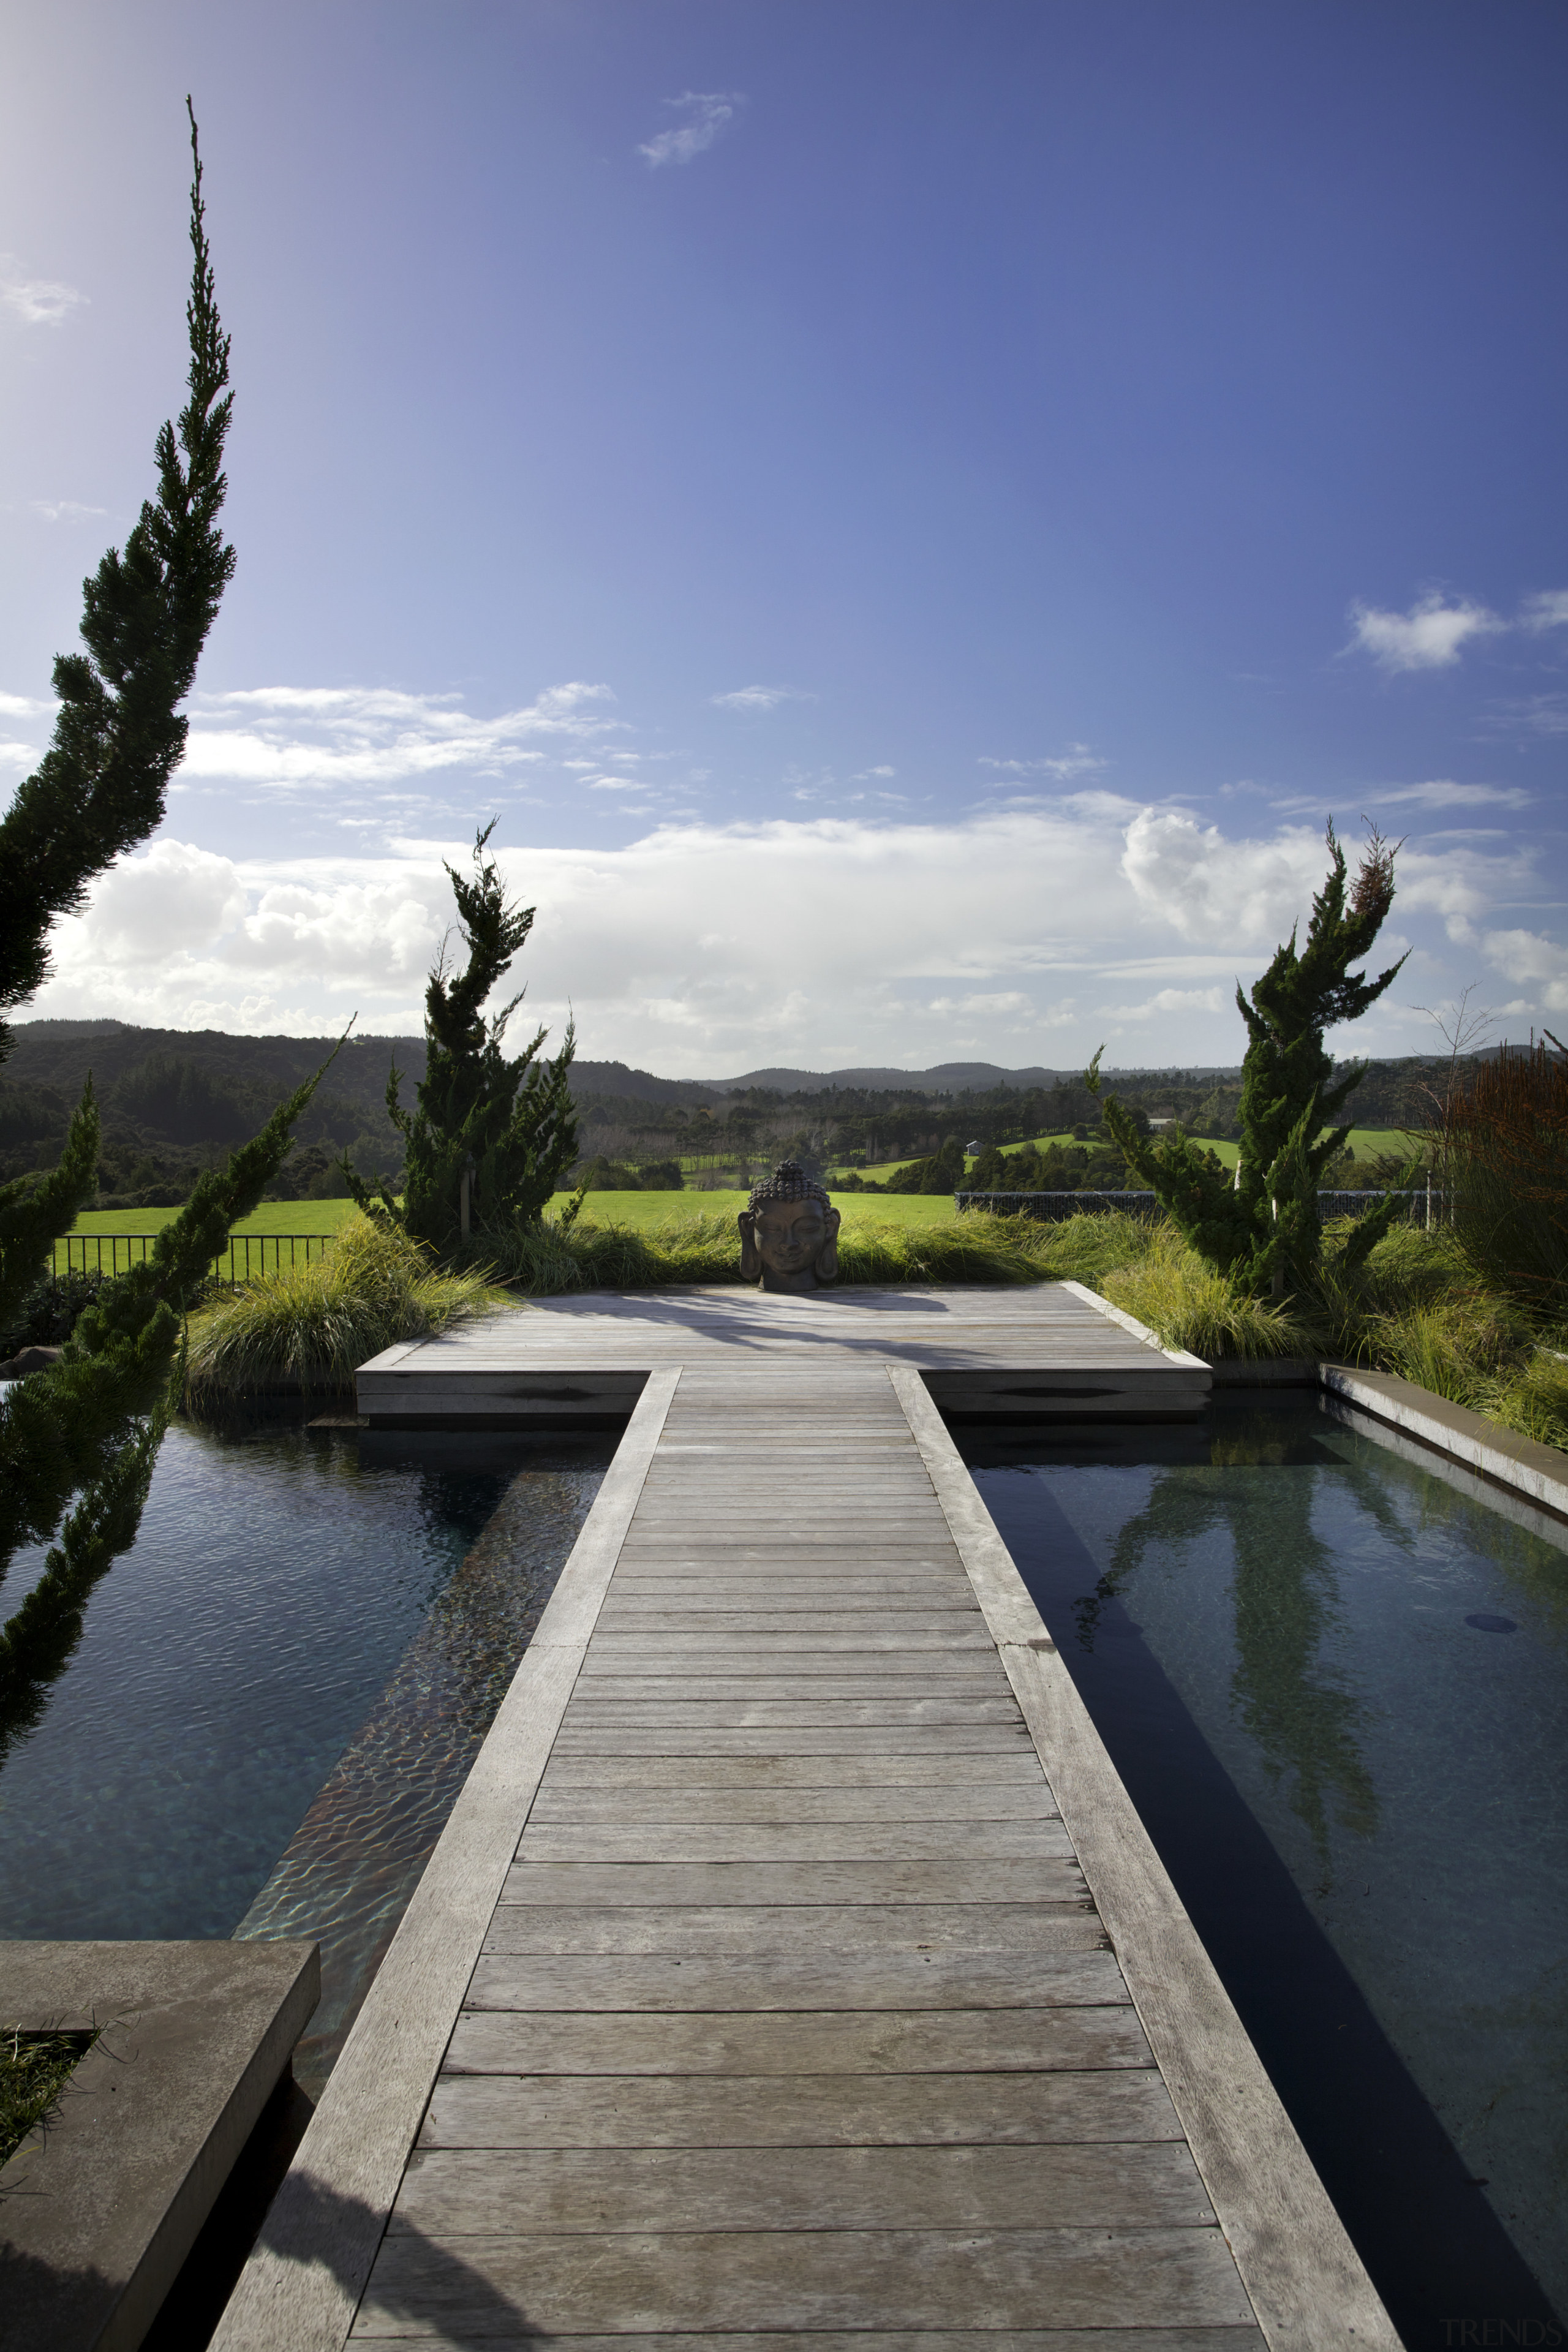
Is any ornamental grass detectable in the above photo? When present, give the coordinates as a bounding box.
[185,1218,493,1398]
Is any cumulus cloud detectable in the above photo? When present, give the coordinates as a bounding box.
[1346,594,1504,672]
[29,802,1555,1067]
[638,91,744,168]
[1121,809,1329,945]
[1521,590,1568,632]
[177,681,619,796]
[1,257,86,326]
[710,685,813,713]
[1100,985,1227,1021]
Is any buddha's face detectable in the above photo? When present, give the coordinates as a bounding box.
[739,1194,841,1290]
[755,1198,827,1276]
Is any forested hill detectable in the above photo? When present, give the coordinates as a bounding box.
[0,1016,1460,1208]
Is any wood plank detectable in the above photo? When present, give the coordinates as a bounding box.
[513,1823,1073,1862]
[462,1950,1123,2013]
[418,2066,1183,2149]
[352,2223,1256,2335]
[526,1787,1061,1823]
[354,2332,1262,2352]
[443,2005,1150,2077]
[481,1904,1098,1954]
[391,2140,1215,2234]
[571,1673,1011,1698]
[533,1752,1052,1788]
[548,1728,1039,1754]
[497,1860,1086,1909]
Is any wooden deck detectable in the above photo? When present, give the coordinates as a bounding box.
[216,1296,1395,2351]
[356,1279,1211,1424]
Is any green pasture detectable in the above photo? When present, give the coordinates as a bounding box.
[66,1199,360,1240]
[559,1189,960,1231]
[842,1121,1420,1188]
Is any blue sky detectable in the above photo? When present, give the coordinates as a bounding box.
[2,1,1566,1074]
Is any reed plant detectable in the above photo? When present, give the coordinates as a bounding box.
[186,1218,493,1398]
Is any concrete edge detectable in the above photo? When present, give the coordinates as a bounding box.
[1057,1278,1212,1374]
[889,1365,1400,2352]
[1,1940,319,2352]
[1320,1361,1568,1520]
[209,1366,682,2352]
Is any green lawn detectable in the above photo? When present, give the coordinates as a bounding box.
[559,1189,960,1231]
[56,1196,360,1276]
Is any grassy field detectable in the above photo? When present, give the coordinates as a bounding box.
[842,1123,1420,1186]
[562,1189,959,1231]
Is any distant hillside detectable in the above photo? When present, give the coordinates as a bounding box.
[698,1060,1246,1096]
[0,1017,1463,1208]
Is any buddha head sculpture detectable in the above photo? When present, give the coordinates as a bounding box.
[739,1160,842,1292]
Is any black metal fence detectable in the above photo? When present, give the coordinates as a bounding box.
[956,1188,1435,1224]
[54,1232,334,1286]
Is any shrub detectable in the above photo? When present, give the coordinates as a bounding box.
[185,1219,492,1398]
[1443,1037,1568,1313]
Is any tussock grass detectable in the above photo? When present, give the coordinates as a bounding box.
[1,2029,94,2173]
[1102,1230,1313,1360]
[478,1207,1076,1294]
[186,1219,493,1397]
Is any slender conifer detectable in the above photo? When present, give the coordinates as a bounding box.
[1095,823,1411,1294]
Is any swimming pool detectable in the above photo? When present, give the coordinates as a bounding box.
[0,1411,609,2088]
[966,1392,1568,2348]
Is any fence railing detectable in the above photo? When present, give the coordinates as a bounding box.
[955,1188,1436,1224]
[53,1232,334,1286]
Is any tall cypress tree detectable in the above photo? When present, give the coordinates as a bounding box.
[1096,823,1410,1294]
[0,110,329,1753]
[345,824,578,1256]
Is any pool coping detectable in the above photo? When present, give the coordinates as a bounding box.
[892,1366,1400,2351]
[1,1937,318,2352]
[209,1368,682,2352]
[1318,1362,1568,1521]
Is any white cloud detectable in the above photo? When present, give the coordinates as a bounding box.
[1121,809,1329,944]
[1521,590,1568,632]
[979,745,1107,780]
[1346,594,1503,672]
[710,684,813,713]
[178,681,618,795]
[1480,929,1568,1014]
[1,257,86,327]
[1100,986,1226,1021]
[0,692,51,718]
[638,91,744,168]
[29,802,1554,1068]
[1368,780,1531,810]
[29,499,108,524]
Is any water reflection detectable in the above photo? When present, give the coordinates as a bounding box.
[965,1394,1568,2341]
[1074,1415,1403,1862]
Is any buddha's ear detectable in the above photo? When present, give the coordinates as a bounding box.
[738,1208,761,1279]
[816,1204,841,1280]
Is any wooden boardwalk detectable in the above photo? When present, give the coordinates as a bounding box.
[356,1280,1210,1425]
[216,1298,1395,2351]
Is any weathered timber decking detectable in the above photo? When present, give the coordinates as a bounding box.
[215,1303,1396,2351]
[356,1279,1210,1424]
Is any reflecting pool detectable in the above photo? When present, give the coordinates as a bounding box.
[0,1412,609,2087]
[967,1394,1568,2348]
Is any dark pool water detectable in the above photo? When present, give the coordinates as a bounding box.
[966,1393,1568,2350]
[0,1412,608,2087]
